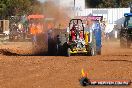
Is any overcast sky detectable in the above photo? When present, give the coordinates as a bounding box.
[38,0,46,2]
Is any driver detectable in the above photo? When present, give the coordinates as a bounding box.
[71,24,76,41]
[73,24,81,40]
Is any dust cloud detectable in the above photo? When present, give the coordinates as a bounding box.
[42,0,73,29]
[31,0,74,55]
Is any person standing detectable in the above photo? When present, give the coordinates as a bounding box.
[30,23,37,45]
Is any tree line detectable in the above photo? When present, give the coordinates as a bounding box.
[0,0,42,19]
[85,0,132,8]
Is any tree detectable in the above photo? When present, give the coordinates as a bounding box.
[0,3,6,19]
[85,0,132,8]
[0,0,42,19]
[85,0,102,8]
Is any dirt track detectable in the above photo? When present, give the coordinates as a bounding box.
[0,41,132,88]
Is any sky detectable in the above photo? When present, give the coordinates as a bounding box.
[37,0,85,9]
[38,0,46,2]
[37,0,74,7]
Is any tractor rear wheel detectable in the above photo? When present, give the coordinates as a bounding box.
[120,36,131,48]
[97,48,101,55]
[120,36,127,48]
[89,47,96,56]
[127,37,131,48]
[57,33,67,56]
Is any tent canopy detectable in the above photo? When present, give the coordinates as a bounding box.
[27,15,44,20]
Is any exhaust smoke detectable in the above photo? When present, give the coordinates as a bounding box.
[32,0,74,55]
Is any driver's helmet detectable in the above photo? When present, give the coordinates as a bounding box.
[71,23,76,30]
[74,24,79,30]
[72,23,80,31]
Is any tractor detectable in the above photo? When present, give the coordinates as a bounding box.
[120,6,132,48]
[54,18,102,56]
[66,19,96,56]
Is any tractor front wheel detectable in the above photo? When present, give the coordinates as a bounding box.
[89,47,96,56]
[67,48,71,57]
[97,48,101,55]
